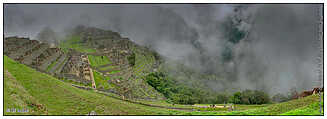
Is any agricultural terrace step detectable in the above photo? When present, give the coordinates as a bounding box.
[97,63,115,68]
[54,55,69,75]
[86,52,105,56]
[21,44,49,65]
[63,73,80,79]
[4,38,30,50]
[49,54,67,74]
[8,42,40,60]
[4,40,36,55]
[38,51,61,71]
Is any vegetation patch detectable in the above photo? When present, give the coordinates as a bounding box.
[88,55,111,67]
[127,52,135,66]
[229,90,270,105]
[93,71,111,89]
[145,72,208,105]
[46,60,57,72]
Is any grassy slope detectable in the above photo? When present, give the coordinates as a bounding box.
[224,94,322,115]
[4,70,46,115]
[4,55,184,115]
[93,71,112,89]
[281,94,324,115]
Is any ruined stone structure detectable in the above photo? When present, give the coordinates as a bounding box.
[61,49,94,86]
[76,26,135,67]
[4,36,92,87]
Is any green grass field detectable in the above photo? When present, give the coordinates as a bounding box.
[88,55,111,67]
[59,35,96,53]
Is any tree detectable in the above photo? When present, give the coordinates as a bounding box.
[127,52,135,66]
[229,91,242,104]
[229,90,270,104]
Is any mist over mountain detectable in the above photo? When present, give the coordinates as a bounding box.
[4,4,322,95]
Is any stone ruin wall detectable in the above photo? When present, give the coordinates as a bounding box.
[60,49,93,86]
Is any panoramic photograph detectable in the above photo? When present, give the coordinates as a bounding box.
[3,3,324,116]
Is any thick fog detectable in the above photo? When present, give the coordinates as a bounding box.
[4,4,322,94]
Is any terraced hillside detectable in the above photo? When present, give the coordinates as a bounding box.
[5,27,164,101]
[59,26,164,100]
[4,55,183,115]
[4,37,67,75]
[4,37,91,87]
